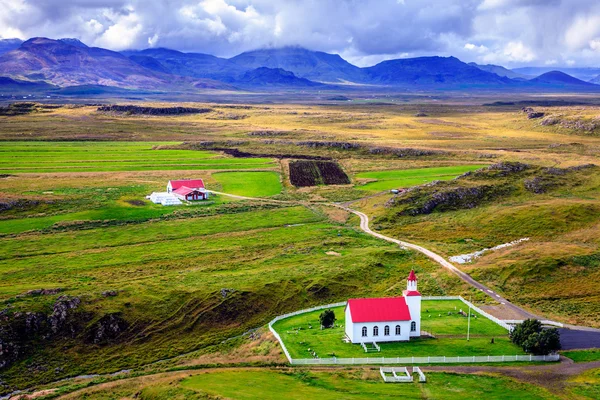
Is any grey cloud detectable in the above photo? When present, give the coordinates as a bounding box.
[1,0,600,67]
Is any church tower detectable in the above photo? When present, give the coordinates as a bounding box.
[403,269,421,337]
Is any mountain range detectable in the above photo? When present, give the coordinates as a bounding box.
[0,37,599,93]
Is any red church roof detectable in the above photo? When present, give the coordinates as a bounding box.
[169,179,205,190]
[347,297,411,323]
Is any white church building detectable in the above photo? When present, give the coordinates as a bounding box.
[345,270,421,343]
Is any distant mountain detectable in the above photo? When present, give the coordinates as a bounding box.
[236,67,323,87]
[0,76,55,91]
[529,71,597,86]
[514,67,600,82]
[0,38,23,55]
[0,38,214,90]
[365,56,510,85]
[590,75,600,85]
[58,38,88,48]
[230,47,365,83]
[469,62,528,80]
[123,48,245,81]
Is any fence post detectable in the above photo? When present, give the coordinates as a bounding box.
[529,354,532,361]
[444,356,446,362]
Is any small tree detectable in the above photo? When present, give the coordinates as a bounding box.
[511,319,561,355]
[510,319,542,347]
[319,309,336,329]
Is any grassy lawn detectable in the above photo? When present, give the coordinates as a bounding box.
[0,142,276,173]
[180,369,556,400]
[562,349,600,363]
[355,165,486,192]
[272,301,518,359]
[212,171,283,197]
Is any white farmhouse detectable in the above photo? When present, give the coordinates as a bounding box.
[345,270,421,344]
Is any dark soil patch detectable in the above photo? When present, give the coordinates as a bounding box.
[289,161,350,187]
[125,199,146,206]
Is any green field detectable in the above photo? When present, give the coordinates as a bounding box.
[0,201,463,388]
[179,370,556,400]
[562,349,600,363]
[272,301,519,359]
[355,165,486,191]
[0,142,276,173]
[213,171,283,197]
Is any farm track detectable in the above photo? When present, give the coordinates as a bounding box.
[210,190,600,340]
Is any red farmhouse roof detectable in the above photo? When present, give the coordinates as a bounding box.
[170,179,205,190]
[347,297,411,323]
[408,270,417,281]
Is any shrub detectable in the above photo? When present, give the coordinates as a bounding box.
[319,309,336,329]
[510,319,561,355]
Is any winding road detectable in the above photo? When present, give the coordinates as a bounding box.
[209,189,600,346]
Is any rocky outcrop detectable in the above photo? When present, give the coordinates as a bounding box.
[88,313,128,344]
[368,147,443,157]
[19,288,63,297]
[296,141,361,150]
[524,176,553,194]
[49,296,81,334]
[525,164,597,194]
[487,161,529,174]
[0,296,82,370]
[522,107,544,119]
[97,105,212,116]
[389,184,512,215]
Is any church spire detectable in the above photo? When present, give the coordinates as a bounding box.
[406,269,418,292]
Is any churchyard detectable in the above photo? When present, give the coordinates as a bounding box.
[272,300,523,360]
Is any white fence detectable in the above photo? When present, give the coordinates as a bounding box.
[422,296,512,330]
[268,298,560,365]
[268,302,346,364]
[504,319,564,328]
[290,354,559,365]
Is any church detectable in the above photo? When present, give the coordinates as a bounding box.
[345,270,421,343]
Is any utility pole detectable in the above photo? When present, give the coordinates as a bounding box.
[467,297,471,341]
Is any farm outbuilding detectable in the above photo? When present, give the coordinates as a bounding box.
[149,192,182,206]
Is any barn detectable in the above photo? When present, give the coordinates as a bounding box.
[345,270,421,344]
[167,179,209,201]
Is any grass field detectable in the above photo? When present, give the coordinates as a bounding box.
[213,171,283,197]
[0,142,276,173]
[0,201,468,389]
[179,369,556,400]
[355,165,487,192]
[1,100,600,396]
[562,349,600,363]
[272,301,519,359]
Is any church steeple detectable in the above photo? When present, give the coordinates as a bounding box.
[407,269,418,292]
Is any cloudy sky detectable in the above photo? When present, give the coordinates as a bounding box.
[1,0,600,67]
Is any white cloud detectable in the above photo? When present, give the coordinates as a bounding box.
[503,41,535,62]
[93,9,142,50]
